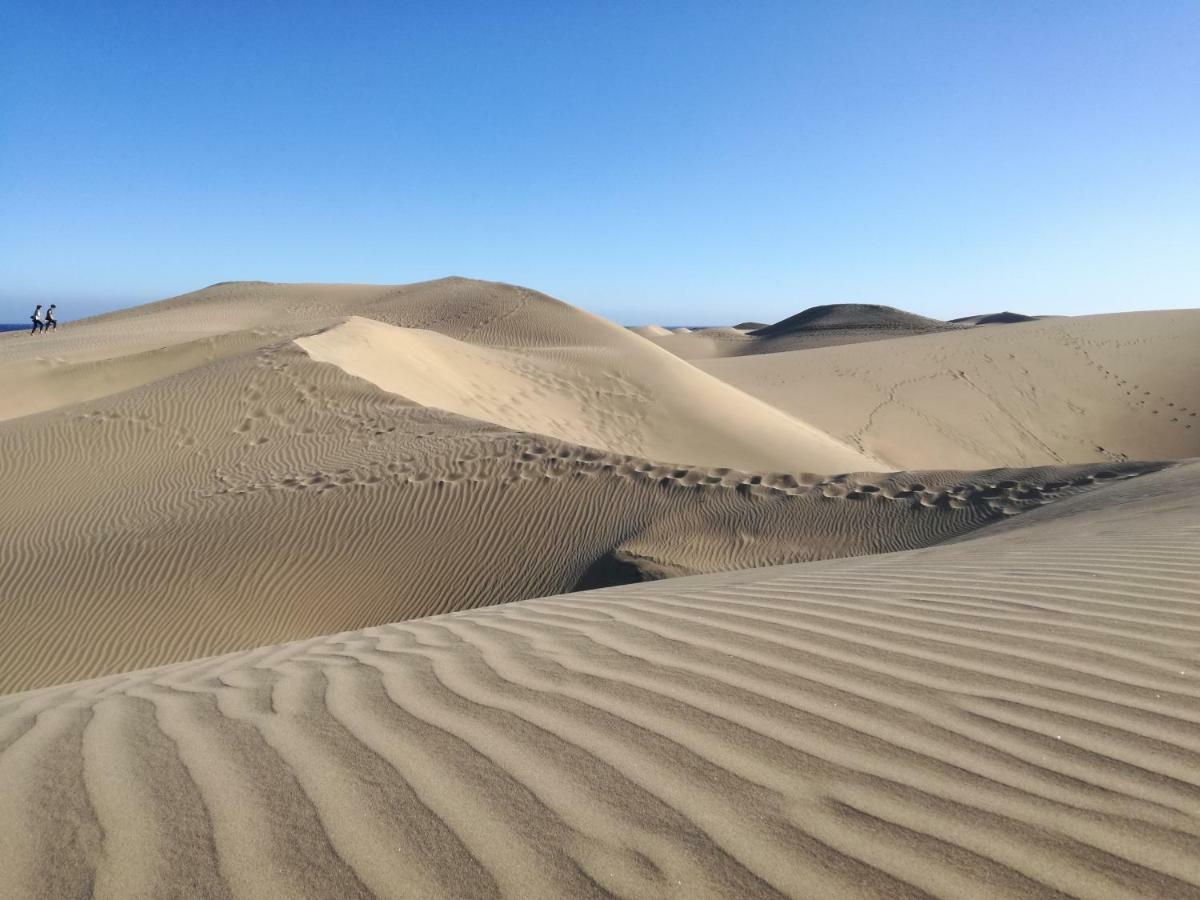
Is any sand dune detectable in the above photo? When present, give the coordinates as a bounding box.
[2,460,1197,899]
[628,324,673,337]
[1,335,1145,693]
[296,315,872,471]
[4,277,1198,897]
[649,303,965,359]
[701,309,1200,469]
[1,284,1194,694]
[950,311,1043,325]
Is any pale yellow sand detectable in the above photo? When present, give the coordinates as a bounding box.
[700,310,1200,469]
[2,461,1197,899]
[295,315,868,472]
[627,324,673,337]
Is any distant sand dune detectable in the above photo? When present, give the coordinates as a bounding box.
[2,461,1197,898]
[950,310,1042,325]
[649,303,964,359]
[701,309,1200,469]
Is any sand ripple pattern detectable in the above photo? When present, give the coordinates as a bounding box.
[2,463,1198,899]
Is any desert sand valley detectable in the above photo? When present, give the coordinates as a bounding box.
[2,277,1199,898]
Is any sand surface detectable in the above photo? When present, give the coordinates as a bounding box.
[2,460,1197,899]
[700,310,1200,469]
[3,279,1198,897]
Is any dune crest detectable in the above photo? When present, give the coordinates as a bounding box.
[296,315,875,472]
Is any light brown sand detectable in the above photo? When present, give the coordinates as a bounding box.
[2,460,1197,899]
[2,280,1170,694]
[2,279,1198,897]
[700,310,1200,469]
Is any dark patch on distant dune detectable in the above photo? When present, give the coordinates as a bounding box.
[750,304,956,338]
[733,321,769,330]
[654,304,969,356]
[951,311,1039,325]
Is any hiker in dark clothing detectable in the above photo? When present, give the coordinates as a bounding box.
[45,304,57,330]
[30,305,44,334]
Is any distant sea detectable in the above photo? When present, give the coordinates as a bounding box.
[0,323,28,332]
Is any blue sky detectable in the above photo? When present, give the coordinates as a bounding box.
[2,1,1198,323]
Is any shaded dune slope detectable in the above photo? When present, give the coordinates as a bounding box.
[2,462,1197,899]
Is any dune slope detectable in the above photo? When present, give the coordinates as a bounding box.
[0,329,1146,693]
[296,315,874,472]
[700,309,1200,469]
[1,282,1194,695]
[2,460,1197,899]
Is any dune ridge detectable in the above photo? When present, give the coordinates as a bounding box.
[295,315,872,472]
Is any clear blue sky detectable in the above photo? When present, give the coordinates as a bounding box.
[3,1,1198,323]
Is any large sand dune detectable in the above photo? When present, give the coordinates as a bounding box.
[1,327,1147,693]
[295,315,869,471]
[3,278,1198,896]
[2,460,1197,898]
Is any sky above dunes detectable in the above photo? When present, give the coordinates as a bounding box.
[2,1,1198,324]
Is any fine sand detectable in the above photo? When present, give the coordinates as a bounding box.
[700,309,1200,469]
[1,460,1197,899]
[2,278,1198,897]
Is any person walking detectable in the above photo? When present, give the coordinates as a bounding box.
[29,304,44,335]
[45,304,57,331]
